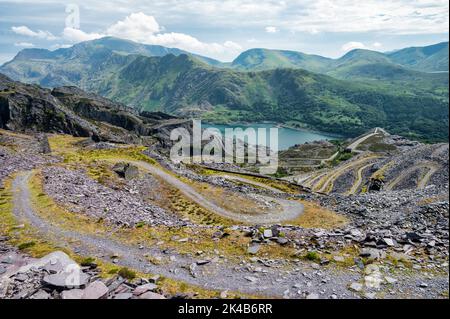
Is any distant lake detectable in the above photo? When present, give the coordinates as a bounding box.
[203,123,339,150]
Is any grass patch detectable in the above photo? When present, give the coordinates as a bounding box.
[80,257,96,267]
[47,134,157,167]
[290,200,348,229]
[135,221,146,228]
[331,152,353,165]
[118,267,136,280]
[17,241,36,250]
[305,251,320,262]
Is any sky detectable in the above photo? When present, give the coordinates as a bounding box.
[0,0,448,64]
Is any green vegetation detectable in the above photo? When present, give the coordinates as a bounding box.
[270,167,290,178]
[1,38,448,142]
[80,257,96,267]
[305,251,320,262]
[332,152,354,165]
[118,267,136,280]
[387,42,449,72]
[135,221,146,228]
[231,42,449,73]
[18,241,36,250]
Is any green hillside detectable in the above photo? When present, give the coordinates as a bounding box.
[0,38,448,142]
[387,42,449,72]
[231,42,449,74]
[231,48,333,73]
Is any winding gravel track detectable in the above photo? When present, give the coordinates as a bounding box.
[10,171,355,298]
[129,160,304,224]
[314,156,381,194]
[219,174,283,193]
[346,163,375,195]
[385,162,441,191]
[417,165,440,189]
[346,127,386,152]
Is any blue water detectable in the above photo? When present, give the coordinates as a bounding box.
[203,123,338,150]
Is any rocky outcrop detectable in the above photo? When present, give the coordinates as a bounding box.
[0,74,100,137]
[0,74,191,147]
[112,162,139,180]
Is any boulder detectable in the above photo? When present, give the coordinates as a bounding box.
[133,283,158,296]
[277,237,289,245]
[18,251,78,274]
[42,272,89,289]
[113,162,139,180]
[382,238,396,247]
[263,229,273,238]
[30,290,50,299]
[360,248,382,260]
[114,292,133,299]
[247,243,261,255]
[82,281,108,299]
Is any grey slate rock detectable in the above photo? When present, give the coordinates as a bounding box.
[82,281,108,299]
[247,243,260,255]
[133,283,158,296]
[43,272,89,289]
[61,289,85,299]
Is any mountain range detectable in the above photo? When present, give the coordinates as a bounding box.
[231,41,449,73]
[0,37,448,142]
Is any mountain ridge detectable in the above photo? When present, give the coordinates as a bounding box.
[0,38,448,142]
[231,42,449,73]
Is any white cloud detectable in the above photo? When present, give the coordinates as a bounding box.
[106,12,161,41]
[223,40,242,51]
[341,41,366,52]
[10,11,242,60]
[103,13,241,58]
[36,12,241,61]
[50,44,75,50]
[341,41,382,52]
[11,26,57,40]
[372,42,383,48]
[62,27,103,42]
[265,26,278,33]
[116,0,448,35]
[14,42,34,47]
[284,0,449,35]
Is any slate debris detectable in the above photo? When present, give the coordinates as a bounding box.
[0,251,170,299]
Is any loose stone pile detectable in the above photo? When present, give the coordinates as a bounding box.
[41,166,184,227]
[0,248,166,299]
[0,146,54,187]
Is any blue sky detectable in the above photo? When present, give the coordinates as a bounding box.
[0,0,448,64]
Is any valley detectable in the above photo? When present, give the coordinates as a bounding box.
[0,73,448,299]
[1,38,448,142]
